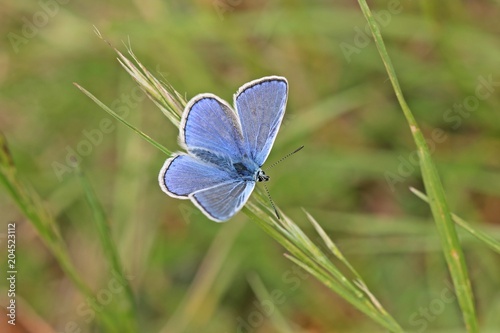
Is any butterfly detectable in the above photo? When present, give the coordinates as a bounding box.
[158,76,288,222]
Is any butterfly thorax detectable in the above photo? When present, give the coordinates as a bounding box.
[191,148,267,183]
[232,160,269,183]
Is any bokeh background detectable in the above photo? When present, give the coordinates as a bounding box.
[1,0,500,332]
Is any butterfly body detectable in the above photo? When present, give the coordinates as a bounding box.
[159,76,288,222]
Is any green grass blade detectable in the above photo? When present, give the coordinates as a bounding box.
[411,187,500,254]
[160,222,244,333]
[303,207,399,325]
[303,209,362,279]
[356,1,478,331]
[244,201,403,333]
[0,133,119,332]
[93,27,185,126]
[73,83,172,156]
[283,254,402,333]
[78,170,136,332]
[247,273,296,333]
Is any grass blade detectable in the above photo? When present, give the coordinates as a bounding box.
[93,27,185,126]
[160,222,244,333]
[247,273,296,333]
[356,1,478,331]
[245,200,403,332]
[73,83,172,157]
[0,133,119,332]
[410,187,500,254]
[78,170,136,331]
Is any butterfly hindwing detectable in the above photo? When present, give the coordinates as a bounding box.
[191,181,255,222]
[159,154,234,198]
[160,153,256,222]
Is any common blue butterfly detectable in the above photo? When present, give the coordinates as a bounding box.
[159,76,288,222]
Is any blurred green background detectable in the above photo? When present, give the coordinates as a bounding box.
[1,0,500,332]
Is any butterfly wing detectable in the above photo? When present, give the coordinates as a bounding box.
[234,76,288,166]
[180,94,244,162]
[192,181,255,222]
[159,154,255,222]
[159,154,234,198]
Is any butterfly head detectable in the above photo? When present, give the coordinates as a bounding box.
[256,170,269,182]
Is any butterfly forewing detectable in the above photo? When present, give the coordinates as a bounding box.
[234,77,288,167]
[181,94,244,161]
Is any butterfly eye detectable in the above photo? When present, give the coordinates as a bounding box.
[256,170,269,182]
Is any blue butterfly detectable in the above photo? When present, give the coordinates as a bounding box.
[158,76,288,222]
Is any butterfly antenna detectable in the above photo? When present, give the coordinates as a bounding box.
[268,145,304,169]
[263,183,280,220]
[261,145,303,219]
